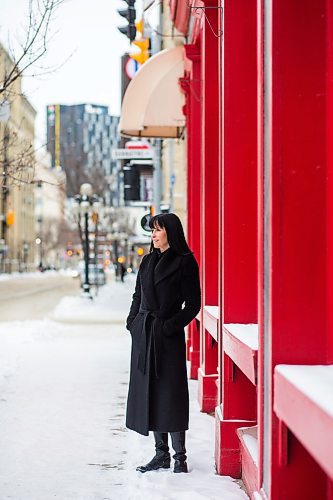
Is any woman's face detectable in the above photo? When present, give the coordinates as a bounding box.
[151,223,169,251]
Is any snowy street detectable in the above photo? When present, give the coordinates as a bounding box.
[0,273,247,500]
[0,272,79,321]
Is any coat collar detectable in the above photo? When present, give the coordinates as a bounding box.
[153,248,182,285]
[139,252,158,310]
[140,249,182,309]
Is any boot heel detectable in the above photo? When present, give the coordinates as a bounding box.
[174,460,188,473]
[162,459,171,468]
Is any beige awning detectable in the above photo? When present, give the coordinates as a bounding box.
[119,46,185,139]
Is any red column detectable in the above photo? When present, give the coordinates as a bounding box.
[257,0,265,491]
[260,1,333,498]
[183,43,202,379]
[215,0,258,478]
[327,0,333,368]
[197,0,219,413]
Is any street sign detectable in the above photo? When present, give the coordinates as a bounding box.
[125,57,140,79]
[111,148,153,160]
[141,213,152,232]
[125,140,150,149]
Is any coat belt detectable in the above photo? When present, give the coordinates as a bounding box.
[137,307,165,378]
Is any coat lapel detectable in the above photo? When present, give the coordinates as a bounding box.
[141,251,159,310]
[140,250,183,310]
[154,249,182,285]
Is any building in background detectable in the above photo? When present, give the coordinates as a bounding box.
[34,150,66,270]
[0,42,36,273]
[46,103,120,204]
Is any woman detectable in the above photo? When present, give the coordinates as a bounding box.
[125,213,201,474]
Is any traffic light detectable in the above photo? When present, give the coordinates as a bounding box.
[123,163,140,201]
[5,209,14,226]
[130,38,150,65]
[66,241,73,257]
[129,18,150,65]
[117,0,136,42]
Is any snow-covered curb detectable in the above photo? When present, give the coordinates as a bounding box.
[51,277,135,324]
[0,269,75,282]
[51,296,125,324]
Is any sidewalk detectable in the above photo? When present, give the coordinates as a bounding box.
[0,275,247,500]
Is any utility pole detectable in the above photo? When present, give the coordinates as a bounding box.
[150,1,163,215]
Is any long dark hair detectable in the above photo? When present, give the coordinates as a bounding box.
[148,213,193,256]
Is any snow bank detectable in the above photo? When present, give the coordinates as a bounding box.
[52,275,136,324]
[0,270,61,282]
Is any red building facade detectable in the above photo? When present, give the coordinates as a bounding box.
[169,1,333,498]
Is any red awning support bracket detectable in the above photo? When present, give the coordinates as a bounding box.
[189,5,223,38]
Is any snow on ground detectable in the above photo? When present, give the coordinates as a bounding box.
[0,275,248,500]
[52,275,133,324]
[0,268,81,282]
[0,269,72,282]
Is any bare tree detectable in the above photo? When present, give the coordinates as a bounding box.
[0,123,35,187]
[0,0,65,191]
[0,0,64,97]
[63,150,108,199]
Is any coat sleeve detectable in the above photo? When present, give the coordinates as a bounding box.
[162,254,201,337]
[125,270,141,331]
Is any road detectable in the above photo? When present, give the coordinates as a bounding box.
[0,273,80,321]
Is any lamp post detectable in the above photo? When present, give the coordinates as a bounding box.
[23,241,29,272]
[111,221,120,280]
[35,237,43,271]
[0,238,6,273]
[73,183,101,299]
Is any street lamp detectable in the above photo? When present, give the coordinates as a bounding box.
[73,183,101,299]
[23,241,29,272]
[35,237,43,271]
[0,238,7,273]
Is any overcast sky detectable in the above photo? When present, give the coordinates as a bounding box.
[0,0,140,145]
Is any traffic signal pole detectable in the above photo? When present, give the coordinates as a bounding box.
[117,0,163,216]
[150,3,162,216]
[117,0,136,42]
[153,139,162,215]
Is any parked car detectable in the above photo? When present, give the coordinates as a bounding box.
[78,263,106,287]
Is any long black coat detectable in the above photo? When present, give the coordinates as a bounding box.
[125,248,201,436]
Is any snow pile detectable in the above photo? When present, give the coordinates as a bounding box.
[0,270,60,282]
[52,275,136,324]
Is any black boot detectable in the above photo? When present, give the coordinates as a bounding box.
[136,432,170,473]
[170,431,188,473]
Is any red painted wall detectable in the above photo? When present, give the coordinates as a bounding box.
[266,0,332,497]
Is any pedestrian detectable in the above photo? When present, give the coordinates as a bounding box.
[125,213,201,474]
[120,263,126,282]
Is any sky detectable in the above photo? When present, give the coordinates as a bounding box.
[0,0,141,146]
